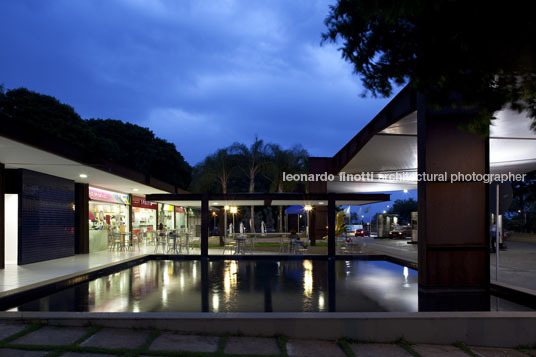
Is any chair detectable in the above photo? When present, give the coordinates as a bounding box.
[223,235,235,255]
[130,231,141,251]
[110,231,122,251]
[154,230,167,253]
[245,235,255,254]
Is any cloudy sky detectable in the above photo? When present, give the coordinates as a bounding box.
[0,0,398,165]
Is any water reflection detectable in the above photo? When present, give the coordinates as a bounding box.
[11,259,526,313]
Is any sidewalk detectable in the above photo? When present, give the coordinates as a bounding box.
[360,238,536,291]
[1,322,534,356]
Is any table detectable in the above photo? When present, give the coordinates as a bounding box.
[166,232,180,254]
[234,236,247,255]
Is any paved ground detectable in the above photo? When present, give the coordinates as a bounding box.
[0,322,535,357]
[359,238,536,291]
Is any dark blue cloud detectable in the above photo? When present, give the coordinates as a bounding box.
[0,0,395,164]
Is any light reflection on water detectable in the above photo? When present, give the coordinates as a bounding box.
[13,260,421,312]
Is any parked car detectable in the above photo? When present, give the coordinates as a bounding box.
[389,226,412,239]
[354,228,369,237]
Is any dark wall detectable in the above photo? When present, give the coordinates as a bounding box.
[7,169,75,265]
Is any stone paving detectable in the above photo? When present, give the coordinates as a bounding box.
[1,322,535,357]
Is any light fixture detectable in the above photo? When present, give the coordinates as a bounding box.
[304,205,313,211]
[403,189,408,193]
[383,210,386,214]
[318,202,325,205]
[79,174,88,178]
[224,205,229,211]
[213,202,219,205]
[230,206,238,214]
[132,188,139,192]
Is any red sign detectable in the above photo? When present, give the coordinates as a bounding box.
[132,196,157,209]
[175,206,185,213]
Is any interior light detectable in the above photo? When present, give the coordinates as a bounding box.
[79,174,88,178]
[318,202,325,205]
[132,188,139,192]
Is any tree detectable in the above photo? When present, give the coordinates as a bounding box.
[230,137,269,232]
[388,198,418,225]
[189,148,238,194]
[267,143,308,232]
[323,0,536,133]
[0,87,192,189]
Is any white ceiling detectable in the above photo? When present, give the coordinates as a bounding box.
[337,108,536,192]
[0,136,169,195]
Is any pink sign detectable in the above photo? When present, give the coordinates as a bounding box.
[89,187,130,205]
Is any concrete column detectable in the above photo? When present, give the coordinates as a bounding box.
[201,194,209,257]
[417,96,490,310]
[0,163,4,269]
[75,183,89,254]
[327,193,336,257]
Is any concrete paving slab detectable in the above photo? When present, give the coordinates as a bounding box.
[149,332,219,353]
[11,326,89,346]
[349,343,413,356]
[224,336,280,355]
[287,339,346,357]
[0,349,48,357]
[0,322,27,341]
[80,327,152,349]
[413,344,470,356]
[470,346,530,356]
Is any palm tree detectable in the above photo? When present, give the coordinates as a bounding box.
[189,148,237,244]
[230,137,269,232]
[267,144,308,232]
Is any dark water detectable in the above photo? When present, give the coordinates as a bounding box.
[9,260,531,312]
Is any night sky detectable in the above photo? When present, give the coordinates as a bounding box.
[0,0,399,166]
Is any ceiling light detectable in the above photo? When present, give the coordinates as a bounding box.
[79,174,88,178]
[132,188,139,192]
[318,202,325,205]
[213,202,219,205]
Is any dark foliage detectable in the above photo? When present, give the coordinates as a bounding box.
[0,87,191,188]
[323,0,536,133]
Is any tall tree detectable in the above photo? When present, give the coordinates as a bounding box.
[267,143,308,232]
[231,137,269,232]
[323,0,536,132]
[388,198,418,225]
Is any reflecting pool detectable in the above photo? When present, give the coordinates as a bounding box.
[9,260,530,312]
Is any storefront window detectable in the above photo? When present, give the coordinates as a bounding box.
[158,203,175,229]
[175,206,187,231]
[132,196,157,233]
[88,187,130,252]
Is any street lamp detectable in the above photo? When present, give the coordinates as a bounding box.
[224,205,229,237]
[304,205,313,240]
[212,211,217,234]
[230,206,238,236]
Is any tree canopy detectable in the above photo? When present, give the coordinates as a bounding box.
[0,87,191,189]
[323,0,536,132]
[388,198,418,224]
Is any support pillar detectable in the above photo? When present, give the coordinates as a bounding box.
[327,193,336,257]
[417,96,490,310]
[0,163,4,269]
[308,157,332,245]
[201,193,209,257]
[75,183,89,254]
